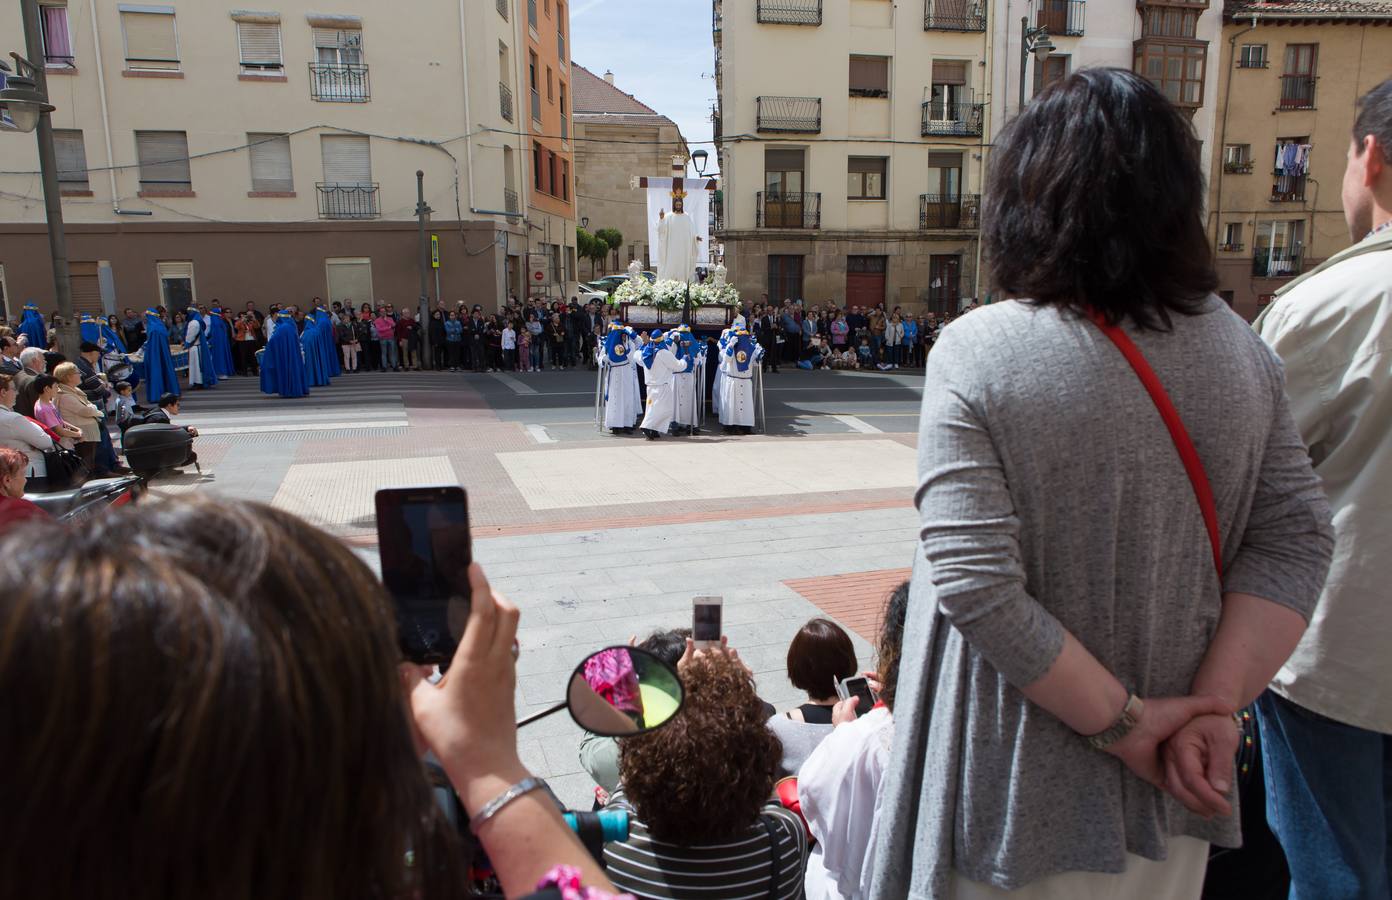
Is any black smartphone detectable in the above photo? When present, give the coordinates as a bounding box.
[692,596,723,649]
[376,486,472,665]
[835,675,877,719]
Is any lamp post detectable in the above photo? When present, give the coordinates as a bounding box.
[580,215,589,230]
[2,0,78,359]
[415,170,433,366]
[691,148,709,177]
[1018,16,1056,115]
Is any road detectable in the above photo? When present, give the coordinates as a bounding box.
[161,365,925,806]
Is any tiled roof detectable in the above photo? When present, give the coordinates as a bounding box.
[1226,0,1392,18]
[571,63,676,125]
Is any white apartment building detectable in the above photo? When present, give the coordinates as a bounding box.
[0,0,576,318]
[714,0,1221,312]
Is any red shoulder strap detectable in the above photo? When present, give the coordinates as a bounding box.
[1087,310,1222,577]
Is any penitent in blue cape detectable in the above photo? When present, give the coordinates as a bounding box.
[141,310,180,404]
[260,315,309,398]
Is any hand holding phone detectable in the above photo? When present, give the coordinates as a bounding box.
[692,596,723,650]
[376,486,472,665]
[834,674,878,721]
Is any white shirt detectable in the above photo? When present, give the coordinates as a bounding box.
[501,327,517,350]
[1256,227,1392,732]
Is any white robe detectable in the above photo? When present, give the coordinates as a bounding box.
[656,212,699,283]
[639,347,692,434]
[185,319,210,386]
[671,351,702,427]
[601,339,643,430]
[718,342,762,427]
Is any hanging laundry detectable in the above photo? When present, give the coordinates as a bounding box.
[1295,144,1312,176]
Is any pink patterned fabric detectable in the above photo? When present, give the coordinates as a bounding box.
[582,649,641,717]
[536,864,636,900]
[42,7,72,60]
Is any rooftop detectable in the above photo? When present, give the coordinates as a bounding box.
[1225,0,1392,19]
[571,63,679,128]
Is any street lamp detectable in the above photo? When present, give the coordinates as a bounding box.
[3,2,79,360]
[580,215,589,230]
[1018,17,1056,114]
[691,148,709,176]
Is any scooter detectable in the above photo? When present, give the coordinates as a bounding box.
[23,474,145,524]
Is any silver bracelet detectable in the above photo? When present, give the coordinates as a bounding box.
[1086,693,1145,751]
[468,777,558,833]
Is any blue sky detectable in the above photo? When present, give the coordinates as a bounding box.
[570,0,718,173]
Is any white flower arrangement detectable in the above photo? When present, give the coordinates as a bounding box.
[609,278,740,310]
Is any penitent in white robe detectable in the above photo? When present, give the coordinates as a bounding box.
[719,342,762,428]
[639,347,693,434]
[602,339,643,430]
[671,352,702,428]
[185,319,206,386]
[657,212,699,283]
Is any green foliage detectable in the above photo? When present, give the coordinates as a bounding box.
[594,228,624,270]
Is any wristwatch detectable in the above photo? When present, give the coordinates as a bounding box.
[1086,694,1145,751]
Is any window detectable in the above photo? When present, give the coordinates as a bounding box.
[929,151,962,197]
[156,261,195,310]
[847,157,887,200]
[557,1,567,61]
[528,0,538,30]
[236,20,283,74]
[1273,138,1309,201]
[325,257,373,305]
[1254,220,1304,277]
[310,24,367,101]
[1224,144,1250,166]
[248,133,293,193]
[1135,41,1206,107]
[561,158,570,201]
[930,60,970,119]
[40,2,74,67]
[529,52,541,121]
[1034,54,1069,95]
[1281,44,1318,109]
[1239,44,1268,68]
[549,150,559,196]
[547,66,554,102]
[135,131,192,192]
[765,147,805,196]
[320,134,371,183]
[559,81,568,139]
[314,26,363,67]
[1221,223,1243,250]
[767,255,804,302]
[928,255,961,314]
[849,56,889,98]
[533,141,543,189]
[121,8,180,72]
[1142,6,1198,39]
[53,129,89,192]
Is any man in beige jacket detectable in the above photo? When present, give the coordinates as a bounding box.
[1253,78,1392,899]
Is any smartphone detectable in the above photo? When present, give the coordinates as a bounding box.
[835,675,877,719]
[692,596,723,649]
[376,486,472,665]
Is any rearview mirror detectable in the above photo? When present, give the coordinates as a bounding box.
[515,646,685,737]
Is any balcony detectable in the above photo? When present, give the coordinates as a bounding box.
[500,82,514,122]
[920,194,981,230]
[921,99,985,137]
[757,191,821,229]
[309,63,369,102]
[1272,174,1307,202]
[757,96,821,133]
[531,88,542,122]
[1279,75,1316,109]
[713,2,722,38]
[528,0,538,30]
[1252,249,1302,278]
[757,0,822,25]
[1036,0,1084,37]
[504,188,519,214]
[1218,242,1245,252]
[558,31,566,63]
[1223,160,1254,174]
[497,0,508,19]
[925,0,986,31]
[317,182,380,219]
[1237,55,1268,69]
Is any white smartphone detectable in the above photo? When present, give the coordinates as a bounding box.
[692,596,723,649]
[834,674,877,718]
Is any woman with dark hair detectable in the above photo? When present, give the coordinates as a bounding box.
[768,618,860,776]
[870,69,1334,899]
[0,496,620,900]
[604,647,809,898]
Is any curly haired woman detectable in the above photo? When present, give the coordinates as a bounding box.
[603,646,809,898]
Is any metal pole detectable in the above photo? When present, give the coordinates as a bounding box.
[415,170,432,368]
[20,0,78,360]
[1018,17,1029,116]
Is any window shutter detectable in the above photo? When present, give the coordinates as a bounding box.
[121,11,179,69]
[320,135,371,183]
[313,26,361,49]
[931,60,967,85]
[848,157,886,174]
[53,130,89,188]
[237,22,282,67]
[765,148,805,171]
[248,133,293,192]
[849,56,889,94]
[929,152,963,168]
[136,131,191,188]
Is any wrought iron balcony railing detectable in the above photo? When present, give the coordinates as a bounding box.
[920,194,981,230]
[504,188,519,214]
[757,191,821,229]
[317,182,380,219]
[309,63,370,102]
[1223,160,1254,174]
[1279,75,1316,109]
[1218,242,1245,252]
[921,99,985,137]
[925,0,986,31]
[757,96,821,133]
[1272,174,1307,202]
[1036,0,1084,36]
[1252,249,1302,278]
[757,0,822,25]
[500,82,514,122]
[497,0,508,19]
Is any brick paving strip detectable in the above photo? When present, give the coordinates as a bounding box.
[783,567,913,643]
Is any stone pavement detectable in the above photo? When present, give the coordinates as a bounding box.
[157,365,925,807]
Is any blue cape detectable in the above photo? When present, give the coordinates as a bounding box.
[142,312,180,403]
[314,309,340,377]
[603,328,634,364]
[639,340,660,370]
[184,312,218,388]
[18,307,45,348]
[731,333,757,373]
[300,317,331,387]
[260,317,309,398]
[207,311,236,377]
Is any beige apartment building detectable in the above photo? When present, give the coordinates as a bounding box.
[519,0,578,302]
[572,64,687,274]
[713,0,1230,312]
[1207,0,1392,321]
[0,0,577,318]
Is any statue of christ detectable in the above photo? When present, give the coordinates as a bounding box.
[657,192,700,283]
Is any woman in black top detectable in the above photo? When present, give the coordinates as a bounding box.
[427,310,447,371]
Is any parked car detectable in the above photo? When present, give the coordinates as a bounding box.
[576,284,608,303]
[590,272,657,295]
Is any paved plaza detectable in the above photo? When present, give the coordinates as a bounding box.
[160,366,925,806]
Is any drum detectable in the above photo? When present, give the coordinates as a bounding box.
[106,362,134,383]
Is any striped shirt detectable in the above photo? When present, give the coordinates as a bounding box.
[602,791,808,899]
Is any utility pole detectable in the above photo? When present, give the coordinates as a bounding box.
[20,0,78,359]
[415,170,432,368]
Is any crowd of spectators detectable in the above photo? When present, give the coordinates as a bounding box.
[744,298,971,373]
